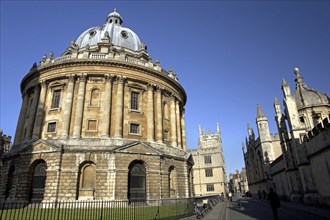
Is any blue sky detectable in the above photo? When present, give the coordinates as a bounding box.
[1,1,329,176]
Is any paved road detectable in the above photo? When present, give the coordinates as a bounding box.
[180,197,330,220]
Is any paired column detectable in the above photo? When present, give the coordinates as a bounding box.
[147,84,155,142]
[170,95,177,147]
[61,75,75,139]
[25,86,40,140]
[114,76,125,138]
[32,81,48,139]
[13,92,29,145]
[155,87,163,143]
[101,74,114,138]
[181,108,187,150]
[175,100,182,148]
[72,74,87,138]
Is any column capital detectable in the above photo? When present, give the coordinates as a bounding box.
[67,74,76,82]
[147,83,155,91]
[40,80,48,87]
[155,85,164,93]
[78,74,87,82]
[115,75,126,84]
[105,74,115,82]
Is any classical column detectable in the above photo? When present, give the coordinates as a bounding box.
[147,84,155,142]
[181,108,187,151]
[114,76,125,138]
[25,85,40,140]
[101,74,114,138]
[13,92,29,145]
[170,95,177,147]
[61,75,75,139]
[155,87,163,143]
[175,100,182,148]
[72,74,87,138]
[32,81,48,139]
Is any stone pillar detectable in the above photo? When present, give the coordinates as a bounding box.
[176,100,182,148]
[14,92,29,145]
[181,108,186,151]
[101,74,114,138]
[114,76,125,138]
[72,74,87,138]
[147,84,155,142]
[32,81,48,139]
[170,95,177,147]
[25,86,40,140]
[155,87,163,143]
[61,75,75,139]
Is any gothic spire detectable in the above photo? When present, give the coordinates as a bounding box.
[257,104,265,118]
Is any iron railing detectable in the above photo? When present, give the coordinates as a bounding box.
[0,198,195,220]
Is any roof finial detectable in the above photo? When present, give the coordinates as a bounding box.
[294,67,300,76]
[114,8,117,12]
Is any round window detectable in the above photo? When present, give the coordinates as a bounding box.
[121,31,128,39]
[89,30,96,37]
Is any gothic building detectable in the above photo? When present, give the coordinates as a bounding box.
[188,124,226,197]
[243,68,330,205]
[228,169,249,194]
[0,9,194,203]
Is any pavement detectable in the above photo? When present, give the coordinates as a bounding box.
[179,197,330,220]
[255,197,330,219]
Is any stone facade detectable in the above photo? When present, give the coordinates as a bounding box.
[243,68,330,206]
[228,169,249,194]
[0,130,11,167]
[188,124,226,197]
[0,10,194,203]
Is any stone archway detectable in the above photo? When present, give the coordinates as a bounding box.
[128,160,146,201]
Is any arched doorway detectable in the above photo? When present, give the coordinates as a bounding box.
[30,161,47,202]
[128,161,146,201]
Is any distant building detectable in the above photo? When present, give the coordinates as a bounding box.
[188,124,226,196]
[243,68,330,206]
[228,168,249,194]
[0,9,194,203]
[0,129,11,167]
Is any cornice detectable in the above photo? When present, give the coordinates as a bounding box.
[21,59,187,105]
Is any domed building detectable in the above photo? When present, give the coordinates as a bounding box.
[0,9,193,203]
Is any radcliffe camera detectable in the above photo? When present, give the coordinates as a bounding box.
[0,2,329,220]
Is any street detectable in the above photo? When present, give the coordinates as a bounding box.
[181,197,330,220]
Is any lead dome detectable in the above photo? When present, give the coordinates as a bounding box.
[76,9,143,51]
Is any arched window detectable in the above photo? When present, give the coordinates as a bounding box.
[169,166,177,198]
[90,88,100,107]
[31,161,47,202]
[78,162,96,200]
[128,161,146,201]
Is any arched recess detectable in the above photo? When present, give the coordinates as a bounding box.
[30,160,47,202]
[77,161,96,200]
[163,103,169,119]
[128,160,146,201]
[89,88,100,107]
[169,166,178,198]
[5,165,15,199]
